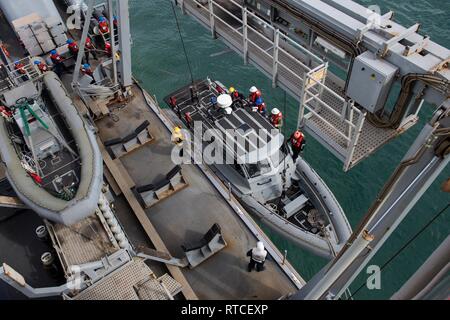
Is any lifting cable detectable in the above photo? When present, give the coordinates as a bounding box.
[345,202,450,299]
[169,0,195,85]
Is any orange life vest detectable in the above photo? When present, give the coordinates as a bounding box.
[291,132,304,148]
[271,112,283,127]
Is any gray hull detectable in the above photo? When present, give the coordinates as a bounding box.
[0,72,103,225]
[238,158,351,259]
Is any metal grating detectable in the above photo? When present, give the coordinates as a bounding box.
[135,274,183,300]
[73,258,181,300]
[52,214,118,267]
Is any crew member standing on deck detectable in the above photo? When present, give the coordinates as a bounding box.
[34,60,49,73]
[255,97,267,116]
[84,36,97,63]
[171,126,185,157]
[247,241,267,272]
[14,61,28,81]
[248,86,261,105]
[98,16,110,34]
[50,49,66,76]
[67,38,79,56]
[104,41,112,57]
[290,130,305,162]
[270,108,283,129]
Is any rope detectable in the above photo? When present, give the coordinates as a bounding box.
[169,0,195,85]
[346,202,450,299]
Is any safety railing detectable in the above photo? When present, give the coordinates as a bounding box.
[189,0,326,88]
[0,57,42,94]
[299,67,366,169]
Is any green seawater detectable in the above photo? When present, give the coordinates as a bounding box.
[129,0,450,299]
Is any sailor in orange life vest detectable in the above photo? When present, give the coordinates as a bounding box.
[81,63,96,84]
[184,112,193,129]
[270,108,283,129]
[34,60,49,73]
[50,49,66,76]
[84,36,98,62]
[247,241,267,272]
[290,130,306,162]
[98,16,109,34]
[248,86,262,104]
[229,87,244,101]
[255,97,267,116]
[14,61,29,81]
[0,105,13,121]
[104,41,112,57]
[66,38,79,56]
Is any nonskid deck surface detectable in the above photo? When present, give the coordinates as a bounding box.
[94,85,298,299]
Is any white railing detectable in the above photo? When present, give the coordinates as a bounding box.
[0,57,42,93]
[183,0,366,171]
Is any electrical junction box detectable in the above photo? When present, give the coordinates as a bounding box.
[346,51,398,113]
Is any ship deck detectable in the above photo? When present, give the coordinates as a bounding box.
[90,82,301,299]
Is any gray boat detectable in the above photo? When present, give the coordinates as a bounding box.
[165,78,352,258]
[0,70,103,225]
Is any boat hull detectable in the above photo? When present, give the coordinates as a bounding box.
[231,158,352,259]
[0,72,103,225]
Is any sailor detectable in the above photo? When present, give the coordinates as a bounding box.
[98,16,110,34]
[255,97,267,116]
[0,105,13,120]
[104,41,112,57]
[210,96,218,108]
[34,60,49,73]
[113,15,119,33]
[50,49,64,66]
[229,87,244,101]
[247,241,267,272]
[14,61,29,81]
[184,112,193,129]
[290,130,305,162]
[50,49,66,76]
[248,86,261,104]
[169,96,177,108]
[66,38,79,56]
[81,63,94,76]
[14,61,26,74]
[270,108,283,129]
[84,36,98,63]
[171,126,185,157]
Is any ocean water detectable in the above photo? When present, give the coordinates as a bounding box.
[129,0,450,299]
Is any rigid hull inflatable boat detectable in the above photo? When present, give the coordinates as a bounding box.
[0,71,103,225]
[165,79,352,258]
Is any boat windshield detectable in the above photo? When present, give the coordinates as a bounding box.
[270,147,286,168]
[245,159,272,178]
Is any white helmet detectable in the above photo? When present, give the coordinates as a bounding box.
[249,86,258,93]
[271,108,280,115]
[256,241,264,251]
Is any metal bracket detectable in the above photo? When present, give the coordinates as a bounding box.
[378,23,421,57]
[137,246,189,268]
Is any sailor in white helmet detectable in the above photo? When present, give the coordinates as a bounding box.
[248,86,261,104]
[247,241,268,272]
[270,107,283,129]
